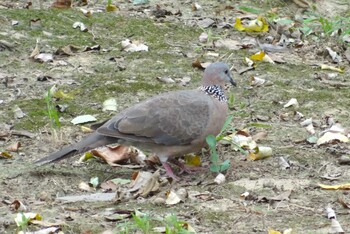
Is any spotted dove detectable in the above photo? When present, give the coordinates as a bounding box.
[36,62,236,179]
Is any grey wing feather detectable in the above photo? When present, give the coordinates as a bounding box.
[97,90,211,145]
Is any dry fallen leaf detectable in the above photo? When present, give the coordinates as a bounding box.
[10,200,27,211]
[234,16,269,32]
[214,173,225,184]
[129,171,160,197]
[247,146,272,161]
[166,191,181,205]
[121,39,148,52]
[319,183,350,190]
[6,142,21,152]
[91,145,134,165]
[284,98,299,108]
[317,132,349,145]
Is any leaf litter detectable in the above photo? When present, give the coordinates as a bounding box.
[2,0,350,233]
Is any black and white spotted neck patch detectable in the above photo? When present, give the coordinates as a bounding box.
[199,85,227,102]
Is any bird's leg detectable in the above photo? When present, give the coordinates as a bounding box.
[168,158,205,175]
[162,162,180,181]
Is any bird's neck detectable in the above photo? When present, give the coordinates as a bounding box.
[199,85,227,102]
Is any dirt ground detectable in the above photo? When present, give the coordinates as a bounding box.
[1,0,350,233]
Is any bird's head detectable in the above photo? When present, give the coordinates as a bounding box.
[202,62,236,87]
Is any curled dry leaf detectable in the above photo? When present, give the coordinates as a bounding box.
[247,146,272,161]
[121,39,148,52]
[192,59,211,69]
[279,157,290,169]
[300,118,312,127]
[79,182,94,192]
[319,183,350,190]
[305,124,315,135]
[10,200,27,211]
[0,151,13,159]
[144,154,161,167]
[250,76,265,86]
[129,170,160,197]
[284,98,299,108]
[214,173,225,184]
[156,76,175,84]
[71,114,97,125]
[6,142,21,152]
[325,47,342,63]
[192,2,202,11]
[51,0,71,9]
[80,8,92,17]
[166,190,182,205]
[329,219,344,234]
[234,16,269,32]
[245,57,254,67]
[326,205,336,219]
[320,64,344,73]
[73,21,88,32]
[91,145,135,165]
[317,132,349,145]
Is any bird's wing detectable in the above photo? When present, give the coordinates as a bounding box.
[97,90,212,145]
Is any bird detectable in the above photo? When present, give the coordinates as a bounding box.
[36,62,236,180]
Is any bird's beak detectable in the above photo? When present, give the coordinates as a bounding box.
[229,76,236,86]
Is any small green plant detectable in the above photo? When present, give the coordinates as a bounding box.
[131,213,151,234]
[115,213,193,234]
[319,17,334,35]
[15,213,30,232]
[165,214,192,234]
[206,115,234,173]
[44,86,60,129]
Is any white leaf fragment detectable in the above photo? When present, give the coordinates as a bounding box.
[121,39,148,52]
[71,115,97,125]
[284,98,299,108]
[103,98,117,112]
[214,173,226,184]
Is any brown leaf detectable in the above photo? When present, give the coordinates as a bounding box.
[51,0,71,9]
[338,196,350,209]
[6,142,21,152]
[100,181,118,191]
[91,145,132,165]
[252,131,268,142]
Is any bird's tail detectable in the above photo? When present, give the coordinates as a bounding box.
[35,133,116,164]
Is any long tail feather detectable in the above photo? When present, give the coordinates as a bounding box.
[35,133,117,164]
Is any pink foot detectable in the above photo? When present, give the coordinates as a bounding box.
[162,162,180,181]
[168,158,206,175]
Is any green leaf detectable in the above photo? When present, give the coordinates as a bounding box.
[209,164,220,173]
[238,6,262,14]
[245,122,272,129]
[90,177,99,188]
[206,135,217,149]
[218,115,234,137]
[219,160,230,172]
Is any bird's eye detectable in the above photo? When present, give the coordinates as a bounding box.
[224,70,229,74]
